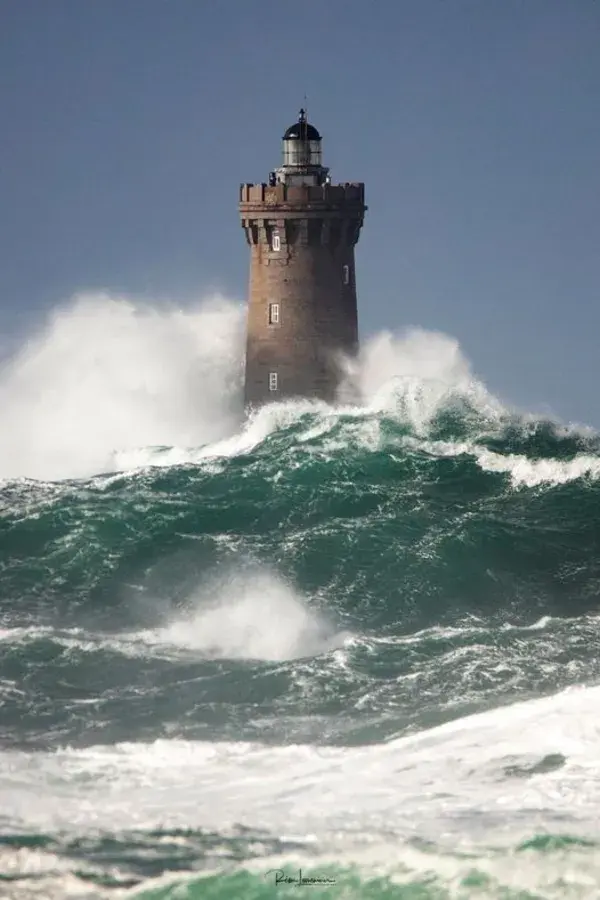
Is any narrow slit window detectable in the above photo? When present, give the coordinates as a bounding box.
[342,265,350,285]
[272,231,281,252]
[269,303,280,324]
[269,372,278,392]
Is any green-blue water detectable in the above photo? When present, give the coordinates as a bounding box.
[3,344,600,897]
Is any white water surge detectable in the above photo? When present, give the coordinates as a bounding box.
[0,292,596,492]
[2,685,600,896]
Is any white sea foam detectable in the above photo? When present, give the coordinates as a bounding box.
[0,293,499,482]
[0,291,597,489]
[475,447,600,487]
[2,685,600,854]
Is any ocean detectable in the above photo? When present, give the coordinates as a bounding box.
[2,293,600,899]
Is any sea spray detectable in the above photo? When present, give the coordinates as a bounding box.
[0,292,245,481]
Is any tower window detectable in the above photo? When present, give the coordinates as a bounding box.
[342,265,350,285]
[272,231,281,252]
[269,372,278,391]
[268,303,280,324]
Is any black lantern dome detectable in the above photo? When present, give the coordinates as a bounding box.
[282,109,321,141]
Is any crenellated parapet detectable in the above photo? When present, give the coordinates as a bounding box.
[239,182,366,247]
[239,182,365,206]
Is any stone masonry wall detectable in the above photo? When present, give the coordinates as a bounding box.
[240,182,366,406]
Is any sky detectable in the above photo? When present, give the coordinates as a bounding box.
[1,0,599,426]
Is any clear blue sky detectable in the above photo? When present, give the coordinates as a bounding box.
[1,1,599,425]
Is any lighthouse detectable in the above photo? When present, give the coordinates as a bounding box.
[239,109,366,407]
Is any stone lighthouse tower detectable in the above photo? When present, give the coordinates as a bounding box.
[239,109,366,406]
